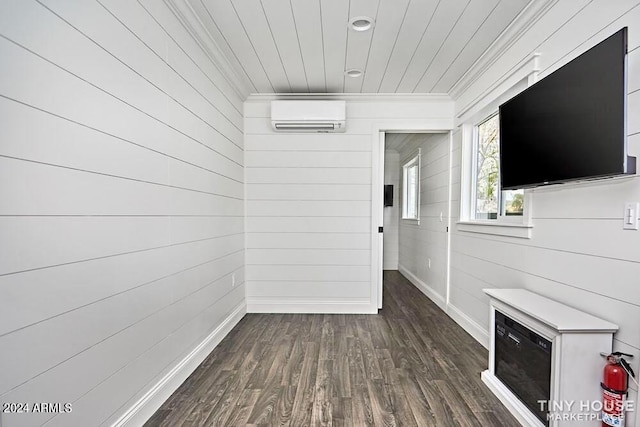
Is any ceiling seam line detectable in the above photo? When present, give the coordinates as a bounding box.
[411,0,473,93]
[342,0,352,93]
[319,0,327,92]
[392,0,442,93]
[199,0,259,92]
[376,0,411,93]
[228,0,276,92]
[429,0,503,93]
[359,0,382,93]
[289,0,310,93]
[259,0,293,92]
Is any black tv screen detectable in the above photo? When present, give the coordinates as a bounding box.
[499,27,634,190]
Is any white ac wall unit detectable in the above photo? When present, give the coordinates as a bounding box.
[271,100,346,132]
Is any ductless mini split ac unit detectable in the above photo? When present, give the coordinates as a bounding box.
[271,100,346,133]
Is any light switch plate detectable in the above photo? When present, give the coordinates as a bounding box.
[623,202,639,230]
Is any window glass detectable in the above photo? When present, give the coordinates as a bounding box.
[402,156,420,220]
[474,114,523,220]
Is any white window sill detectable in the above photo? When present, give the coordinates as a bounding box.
[456,220,533,239]
[402,218,420,225]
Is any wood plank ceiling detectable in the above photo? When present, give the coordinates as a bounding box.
[385,133,444,152]
[187,0,531,94]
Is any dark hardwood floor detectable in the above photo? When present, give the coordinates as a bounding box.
[145,271,518,426]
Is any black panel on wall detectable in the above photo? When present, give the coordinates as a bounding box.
[384,185,393,207]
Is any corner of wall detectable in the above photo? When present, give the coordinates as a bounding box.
[164,0,252,100]
[112,302,247,427]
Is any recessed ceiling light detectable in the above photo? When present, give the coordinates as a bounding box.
[349,16,374,31]
[345,69,363,78]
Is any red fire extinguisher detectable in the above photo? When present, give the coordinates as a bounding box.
[601,352,635,427]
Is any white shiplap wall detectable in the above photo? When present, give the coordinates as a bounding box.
[0,1,245,426]
[244,95,453,313]
[448,1,640,425]
[397,133,451,309]
[382,150,399,270]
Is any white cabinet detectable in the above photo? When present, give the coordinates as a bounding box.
[482,288,619,427]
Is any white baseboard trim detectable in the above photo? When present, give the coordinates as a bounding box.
[481,370,544,427]
[446,303,489,349]
[112,302,247,427]
[246,298,377,314]
[397,264,446,310]
[397,265,489,349]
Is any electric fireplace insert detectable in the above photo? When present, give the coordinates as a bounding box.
[495,311,552,425]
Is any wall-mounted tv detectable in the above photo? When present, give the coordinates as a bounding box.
[499,27,635,190]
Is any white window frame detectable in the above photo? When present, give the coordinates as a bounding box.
[456,59,540,239]
[402,150,421,222]
[458,116,533,239]
[471,113,525,224]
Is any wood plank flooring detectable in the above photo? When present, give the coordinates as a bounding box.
[145,271,518,426]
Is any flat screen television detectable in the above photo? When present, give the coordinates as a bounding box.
[499,27,635,190]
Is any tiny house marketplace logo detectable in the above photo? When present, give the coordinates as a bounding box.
[538,399,635,424]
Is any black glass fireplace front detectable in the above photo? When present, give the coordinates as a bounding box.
[495,311,552,425]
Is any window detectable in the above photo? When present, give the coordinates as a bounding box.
[473,114,524,221]
[457,73,534,238]
[402,153,420,220]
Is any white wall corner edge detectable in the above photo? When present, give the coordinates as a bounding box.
[397,264,446,311]
[110,301,247,427]
[397,264,489,349]
[446,303,490,349]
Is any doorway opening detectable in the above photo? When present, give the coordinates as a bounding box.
[374,131,452,310]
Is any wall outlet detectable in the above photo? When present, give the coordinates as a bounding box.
[231,273,236,287]
[623,202,639,230]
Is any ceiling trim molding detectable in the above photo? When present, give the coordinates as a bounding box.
[455,53,540,124]
[448,0,559,100]
[164,0,253,100]
[245,93,452,103]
